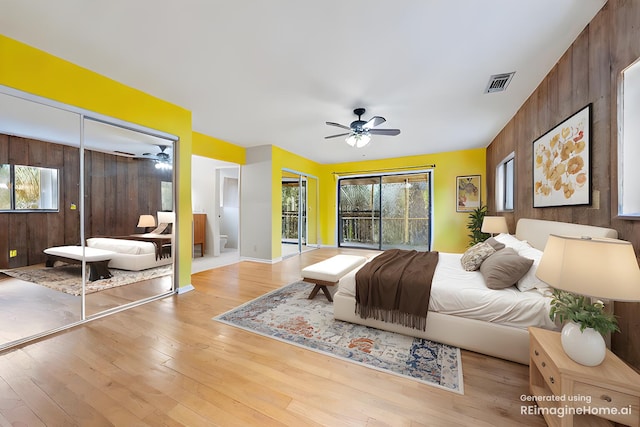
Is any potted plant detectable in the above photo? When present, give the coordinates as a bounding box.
[549,289,619,366]
[466,205,490,246]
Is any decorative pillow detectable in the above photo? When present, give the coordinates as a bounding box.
[485,237,506,252]
[460,241,496,271]
[516,246,550,292]
[480,248,534,289]
[493,233,532,254]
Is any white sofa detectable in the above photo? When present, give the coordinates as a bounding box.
[86,237,172,271]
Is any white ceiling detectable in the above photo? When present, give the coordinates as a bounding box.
[0,0,606,164]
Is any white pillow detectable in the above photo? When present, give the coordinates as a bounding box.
[493,233,532,254]
[516,246,551,292]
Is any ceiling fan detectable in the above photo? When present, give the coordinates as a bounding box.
[325,108,401,148]
[143,145,172,169]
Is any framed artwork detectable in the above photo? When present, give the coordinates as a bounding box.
[456,175,481,212]
[533,104,591,208]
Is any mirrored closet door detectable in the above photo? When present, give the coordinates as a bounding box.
[0,87,177,349]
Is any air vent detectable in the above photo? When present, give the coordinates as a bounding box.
[114,150,136,157]
[484,72,515,93]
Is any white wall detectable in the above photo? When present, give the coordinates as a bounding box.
[240,146,272,260]
[192,155,216,255]
[192,156,240,256]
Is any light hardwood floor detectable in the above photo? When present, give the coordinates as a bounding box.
[0,248,545,426]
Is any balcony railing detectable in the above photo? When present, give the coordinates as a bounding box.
[282,211,299,239]
[340,211,430,247]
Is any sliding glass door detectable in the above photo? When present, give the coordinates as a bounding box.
[338,172,432,251]
[281,170,318,257]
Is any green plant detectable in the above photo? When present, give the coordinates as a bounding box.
[549,289,620,335]
[466,205,490,246]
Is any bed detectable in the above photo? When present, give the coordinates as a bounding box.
[86,211,175,272]
[333,218,618,364]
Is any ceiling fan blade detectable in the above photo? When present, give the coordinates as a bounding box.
[363,116,386,130]
[368,128,401,136]
[326,121,351,131]
[325,132,351,139]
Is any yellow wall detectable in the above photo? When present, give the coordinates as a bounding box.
[0,35,194,287]
[319,148,486,253]
[2,34,486,266]
[192,131,246,164]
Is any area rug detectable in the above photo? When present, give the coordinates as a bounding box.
[3,264,172,296]
[214,281,463,393]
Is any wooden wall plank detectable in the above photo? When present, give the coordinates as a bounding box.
[0,135,167,269]
[486,0,640,368]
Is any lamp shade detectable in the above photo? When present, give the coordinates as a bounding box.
[345,133,371,148]
[536,234,640,301]
[137,214,156,228]
[481,216,509,234]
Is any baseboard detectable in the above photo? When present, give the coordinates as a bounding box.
[240,256,282,264]
[176,284,195,294]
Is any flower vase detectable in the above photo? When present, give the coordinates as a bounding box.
[560,321,606,366]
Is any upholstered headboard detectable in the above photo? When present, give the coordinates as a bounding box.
[515,218,618,251]
[157,211,175,224]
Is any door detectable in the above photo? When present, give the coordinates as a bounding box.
[338,172,432,251]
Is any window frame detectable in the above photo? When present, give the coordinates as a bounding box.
[0,163,60,212]
[617,57,640,219]
[495,152,515,212]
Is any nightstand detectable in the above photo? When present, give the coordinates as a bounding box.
[528,327,640,426]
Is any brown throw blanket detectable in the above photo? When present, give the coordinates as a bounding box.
[355,249,439,331]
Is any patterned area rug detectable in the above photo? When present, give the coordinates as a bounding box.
[214,281,463,393]
[3,263,172,296]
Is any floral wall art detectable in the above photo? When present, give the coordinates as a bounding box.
[533,104,591,208]
[456,175,481,212]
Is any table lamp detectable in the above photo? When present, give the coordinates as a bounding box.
[536,234,640,366]
[137,214,156,233]
[481,216,509,236]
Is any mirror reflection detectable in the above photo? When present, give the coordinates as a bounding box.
[83,118,175,316]
[0,91,82,346]
[0,89,176,349]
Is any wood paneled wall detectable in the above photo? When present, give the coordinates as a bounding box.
[486,0,640,369]
[0,135,171,269]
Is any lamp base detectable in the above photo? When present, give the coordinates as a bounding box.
[560,321,606,366]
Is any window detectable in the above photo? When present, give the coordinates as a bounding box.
[0,164,59,211]
[338,172,432,251]
[496,153,514,211]
[618,57,640,217]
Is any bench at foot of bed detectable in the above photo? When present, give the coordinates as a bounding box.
[301,255,366,302]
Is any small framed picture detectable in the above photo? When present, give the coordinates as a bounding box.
[456,175,481,212]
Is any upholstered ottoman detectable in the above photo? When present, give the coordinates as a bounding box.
[301,255,367,301]
[44,246,116,281]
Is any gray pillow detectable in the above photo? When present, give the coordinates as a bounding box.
[485,237,506,251]
[480,248,534,289]
[461,241,496,271]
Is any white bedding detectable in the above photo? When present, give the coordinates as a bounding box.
[336,252,557,330]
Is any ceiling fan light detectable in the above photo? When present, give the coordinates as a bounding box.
[345,133,371,148]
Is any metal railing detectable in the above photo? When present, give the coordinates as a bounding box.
[340,212,430,247]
